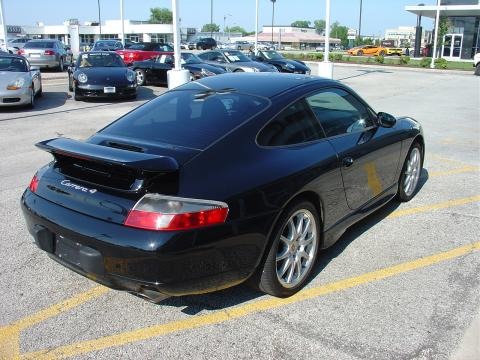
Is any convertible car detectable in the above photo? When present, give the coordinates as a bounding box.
[251,50,310,74]
[131,52,226,86]
[0,53,42,108]
[22,73,424,301]
[68,51,137,101]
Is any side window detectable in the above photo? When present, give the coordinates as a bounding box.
[257,99,324,146]
[306,88,374,137]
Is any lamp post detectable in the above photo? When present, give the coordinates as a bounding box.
[223,13,231,40]
[167,0,190,89]
[120,0,125,46]
[210,0,213,38]
[318,0,333,79]
[0,0,7,52]
[358,0,363,45]
[97,0,102,36]
[270,0,276,44]
[255,0,259,54]
[430,0,441,69]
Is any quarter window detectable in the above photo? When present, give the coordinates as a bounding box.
[306,88,374,137]
[257,100,324,146]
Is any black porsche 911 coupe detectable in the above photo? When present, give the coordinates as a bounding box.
[68,52,137,101]
[22,73,424,301]
[131,52,226,86]
[252,50,311,74]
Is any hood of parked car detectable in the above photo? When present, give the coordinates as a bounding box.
[184,63,226,74]
[231,61,276,72]
[266,59,310,72]
[0,71,29,85]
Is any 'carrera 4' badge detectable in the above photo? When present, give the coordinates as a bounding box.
[60,180,97,194]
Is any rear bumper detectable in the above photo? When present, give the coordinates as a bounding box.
[76,84,136,98]
[27,57,59,68]
[21,190,270,297]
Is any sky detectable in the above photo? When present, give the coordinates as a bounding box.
[2,0,436,37]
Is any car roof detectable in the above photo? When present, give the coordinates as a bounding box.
[185,73,337,98]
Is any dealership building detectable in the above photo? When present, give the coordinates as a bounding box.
[405,0,480,60]
[0,19,195,54]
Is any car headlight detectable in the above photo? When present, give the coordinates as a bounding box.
[200,68,216,77]
[77,72,88,83]
[126,70,136,82]
[6,77,26,90]
[285,63,295,70]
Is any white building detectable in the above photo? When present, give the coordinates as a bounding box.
[0,19,195,55]
[384,26,432,48]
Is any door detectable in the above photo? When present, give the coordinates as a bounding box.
[306,88,402,210]
[442,34,463,60]
[151,54,173,84]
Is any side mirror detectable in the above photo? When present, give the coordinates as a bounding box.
[377,112,396,128]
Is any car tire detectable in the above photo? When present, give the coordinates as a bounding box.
[397,142,423,202]
[475,64,480,76]
[202,45,207,50]
[357,50,364,56]
[28,87,35,108]
[135,69,146,86]
[57,57,64,72]
[257,200,320,297]
[36,84,43,97]
[73,87,82,101]
[234,69,244,72]
[68,75,73,92]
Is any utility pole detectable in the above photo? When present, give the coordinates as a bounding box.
[97,0,102,36]
[271,0,276,44]
[0,0,7,52]
[358,0,363,45]
[431,0,441,69]
[120,0,125,46]
[210,0,213,38]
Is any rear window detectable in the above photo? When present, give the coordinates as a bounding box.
[24,41,56,49]
[100,89,270,149]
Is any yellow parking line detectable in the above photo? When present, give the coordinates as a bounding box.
[0,286,108,359]
[388,195,480,219]
[429,154,469,167]
[428,166,478,178]
[21,242,480,360]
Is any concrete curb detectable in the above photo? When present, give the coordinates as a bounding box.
[303,61,475,76]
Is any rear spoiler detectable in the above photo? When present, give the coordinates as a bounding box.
[36,138,179,173]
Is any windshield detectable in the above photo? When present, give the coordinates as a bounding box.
[24,41,55,49]
[181,53,202,64]
[0,57,28,72]
[78,52,125,68]
[93,41,122,50]
[101,88,270,149]
[262,51,283,60]
[223,51,250,63]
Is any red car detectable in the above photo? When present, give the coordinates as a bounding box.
[116,42,173,66]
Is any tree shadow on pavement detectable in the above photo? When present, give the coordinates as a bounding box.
[158,168,429,314]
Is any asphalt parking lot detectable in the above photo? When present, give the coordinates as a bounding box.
[0,65,479,360]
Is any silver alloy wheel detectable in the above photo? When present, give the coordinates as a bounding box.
[403,147,421,196]
[135,70,144,85]
[276,209,318,288]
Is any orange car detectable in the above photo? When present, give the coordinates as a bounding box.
[348,45,402,56]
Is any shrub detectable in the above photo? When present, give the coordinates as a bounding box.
[400,55,410,65]
[328,53,334,61]
[315,53,324,61]
[333,53,343,61]
[374,55,384,64]
[434,58,448,69]
[419,57,432,68]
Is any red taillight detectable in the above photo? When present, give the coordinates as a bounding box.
[18,49,25,55]
[124,194,229,231]
[44,50,55,55]
[28,174,39,193]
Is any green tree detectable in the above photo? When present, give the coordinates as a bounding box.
[330,22,349,47]
[225,25,247,35]
[201,23,220,33]
[437,16,451,49]
[149,7,172,24]
[314,19,326,34]
[291,20,311,28]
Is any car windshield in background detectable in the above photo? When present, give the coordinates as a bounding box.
[128,43,173,51]
[262,51,283,60]
[24,41,55,49]
[181,53,202,64]
[101,89,270,149]
[93,41,122,50]
[0,57,28,72]
[224,51,251,63]
[78,53,125,68]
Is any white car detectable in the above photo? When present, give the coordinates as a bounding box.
[474,52,480,76]
[0,53,42,108]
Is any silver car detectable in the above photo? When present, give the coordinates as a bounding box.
[197,50,278,73]
[0,54,42,107]
[18,39,71,71]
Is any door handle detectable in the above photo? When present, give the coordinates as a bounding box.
[342,157,354,167]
